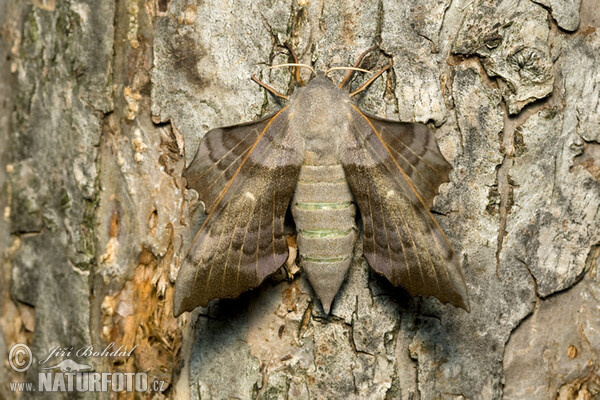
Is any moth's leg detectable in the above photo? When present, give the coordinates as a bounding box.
[339,45,378,89]
[251,75,290,100]
[286,45,305,87]
[350,64,391,97]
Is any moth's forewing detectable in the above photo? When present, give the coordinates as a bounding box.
[340,106,469,311]
[174,107,303,316]
[361,113,453,208]
[184,113,277,208]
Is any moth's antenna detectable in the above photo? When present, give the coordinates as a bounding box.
[339,46,378,89]
[324,66,370,76]
[269,63,316,76]
[286,46,306,87]
[350,64,391,97]
[251,75,290,100]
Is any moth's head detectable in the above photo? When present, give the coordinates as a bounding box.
[289,69,350,122]
[309,70,333,84]
[303,70,339,91]
[264,62,389,101]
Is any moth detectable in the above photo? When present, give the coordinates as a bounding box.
[173,47,469,316]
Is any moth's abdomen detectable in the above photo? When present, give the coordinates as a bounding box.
[291,164,357,313]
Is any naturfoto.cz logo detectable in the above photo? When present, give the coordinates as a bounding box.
[7,343,165,393]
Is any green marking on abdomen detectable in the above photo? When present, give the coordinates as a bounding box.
[300,228,353,238]
[296,202,352,210]
[302,255,350,263]
[297,179,347,184]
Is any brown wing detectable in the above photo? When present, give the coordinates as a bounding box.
[361,112,452,208]
[339,105,469,311]
[174,106,303,316]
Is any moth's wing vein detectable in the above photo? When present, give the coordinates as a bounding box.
[363,113,453,208]
[217,115,292,294]
[174,106,302,315]
[196,147,251,200]
[364,181,378,270]
[223,205,247,293]
[186,126,258,187]
[354,108,445,295]
[378,124,446,176]
[366,116,454,293]
[186,113,280,188]
[380,128,439,193]
[231,129,285,293]
[251,195,262,290]
[340,105,468,310]
[348,118,428,290]
[351,106,456,257]
[187,107,288,252]
[200,200,232,294]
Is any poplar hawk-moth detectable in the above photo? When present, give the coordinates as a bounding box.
[173,48,469,316]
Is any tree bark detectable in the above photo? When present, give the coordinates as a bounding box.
[1,0,599,399]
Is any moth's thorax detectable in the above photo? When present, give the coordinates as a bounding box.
[288,74,352,164]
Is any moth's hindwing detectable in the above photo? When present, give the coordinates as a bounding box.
[174,106,303,316]
[339,106,469,311]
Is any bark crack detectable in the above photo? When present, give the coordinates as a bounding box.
[515,256,539,300]
[495,97,516,277]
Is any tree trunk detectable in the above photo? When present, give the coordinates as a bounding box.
[1,0,599,399]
